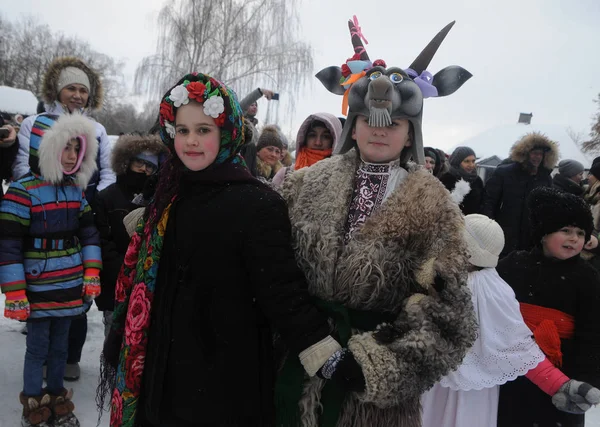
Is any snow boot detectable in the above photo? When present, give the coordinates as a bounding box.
[49,388,80,427]
[19,392,52,426]
[63,363,80,381]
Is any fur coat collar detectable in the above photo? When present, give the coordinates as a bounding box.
[282,149,469,310]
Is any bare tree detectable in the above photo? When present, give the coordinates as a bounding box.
[582,94,600,155]
[134,0,313,124]
[566,126,586,148]
[0,15,125,111]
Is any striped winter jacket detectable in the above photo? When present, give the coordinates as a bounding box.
[0,174,102,319]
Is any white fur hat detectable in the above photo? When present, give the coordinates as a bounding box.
[38,113,98,188]
[463,214,505,268]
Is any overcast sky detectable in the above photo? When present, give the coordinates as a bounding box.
[1,0,599,151]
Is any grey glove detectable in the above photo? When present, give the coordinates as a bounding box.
[552,379,600,413]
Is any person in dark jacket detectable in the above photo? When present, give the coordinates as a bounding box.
[93,133,167,336]
[0,117,19,196]
[99,73,342,427]
[481,132,559,257]
[242,125,284,182]
[496,186,600,427]
[553,159,584,196]
[424,146,449,178]
[440,146,484,215]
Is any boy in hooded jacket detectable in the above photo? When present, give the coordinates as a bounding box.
[0,114,102,427]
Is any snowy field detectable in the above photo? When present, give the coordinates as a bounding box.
[1,300,600,426]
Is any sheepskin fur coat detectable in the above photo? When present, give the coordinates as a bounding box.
[281,149,477,427]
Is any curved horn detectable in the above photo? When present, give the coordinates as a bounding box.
[348,19,369,61]
[409,21,456,74]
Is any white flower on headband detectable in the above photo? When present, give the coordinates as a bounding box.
[165,122,176,138]
[203,96,225,119]
[170,85,189,108]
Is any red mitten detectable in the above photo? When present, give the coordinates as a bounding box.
[4,290,30,321]
[83,268,101,300]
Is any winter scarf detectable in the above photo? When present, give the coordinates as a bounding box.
[449,165,479,184]
[294,148,333,171]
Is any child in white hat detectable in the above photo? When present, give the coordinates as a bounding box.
[421,214,600,427]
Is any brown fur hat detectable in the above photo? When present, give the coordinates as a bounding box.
[42,57,103,110]
[111,134,169,176]
[509,132,559,170]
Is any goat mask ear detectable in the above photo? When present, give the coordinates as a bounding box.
[432,66,473,97]
[316,66,346,95]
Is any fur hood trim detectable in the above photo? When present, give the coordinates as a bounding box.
[42,57,103,110]
[111,134,168,176]
[509,132,559,170]
[38,114,98,187]
[256,157,282,180]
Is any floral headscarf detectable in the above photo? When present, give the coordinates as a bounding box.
[158,72,246,165]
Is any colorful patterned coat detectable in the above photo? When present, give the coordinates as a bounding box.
[0,173,101,318]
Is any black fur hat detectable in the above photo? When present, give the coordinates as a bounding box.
[529,186,593,246]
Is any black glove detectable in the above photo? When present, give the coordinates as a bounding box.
[319,349,366,393]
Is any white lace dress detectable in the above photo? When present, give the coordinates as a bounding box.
[421,268,546,427]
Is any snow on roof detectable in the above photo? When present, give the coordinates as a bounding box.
[0,86,38,116]
[450,123,593,168]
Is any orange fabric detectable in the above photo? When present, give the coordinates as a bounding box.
[520,302,575,367]
[294,148,333,171]
[341,71,366,115]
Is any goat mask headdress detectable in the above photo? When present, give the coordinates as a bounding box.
[316,17,472,164]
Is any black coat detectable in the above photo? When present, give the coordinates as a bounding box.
[439,171,483,215]
[138,172,330,426]
[93,177,140,311]
[0,141,18,196]
[481,163,552,257]
[553,174,584,197]
[240,143,258,177]
[496,249,600,427]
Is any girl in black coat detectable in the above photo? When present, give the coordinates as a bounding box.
[100,73,344,427]
[496,187,600,427]
[440,146,484,215]
[93,134,167,335]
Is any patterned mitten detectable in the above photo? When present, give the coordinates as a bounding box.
[4,290,30,321]
[552,379,600,414]
[83,268,101,301]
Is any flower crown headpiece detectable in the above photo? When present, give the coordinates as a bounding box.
[159,73,229,138]
[158,73,246,165]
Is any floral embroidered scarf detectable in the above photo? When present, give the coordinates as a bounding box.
[109,202,171,427]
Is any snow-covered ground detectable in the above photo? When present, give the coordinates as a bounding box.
[0,303,109,427]
[1,300,599,426]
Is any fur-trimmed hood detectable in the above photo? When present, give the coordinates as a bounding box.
[42,57,103,111]
[509,132,559,170]
[38,114,98,188]
[111,134,169,176]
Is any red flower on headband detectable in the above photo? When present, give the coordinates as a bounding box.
[373,59,387,68]
[159,101,174,122]
[214,112,226,127]
[187,82,207,102]
[341,64,351,78]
